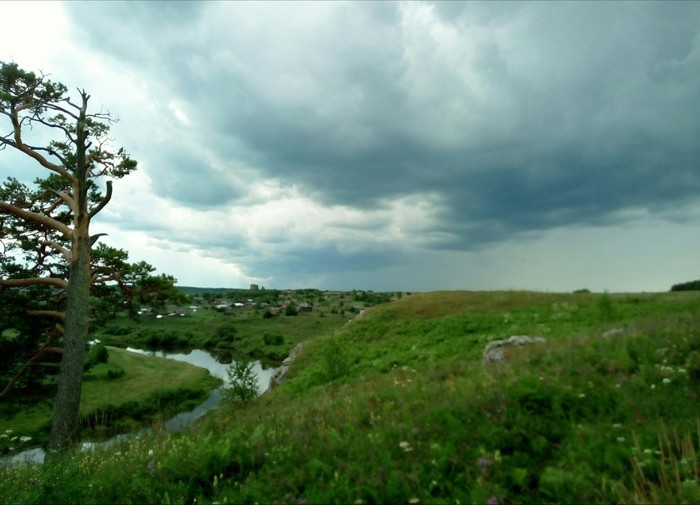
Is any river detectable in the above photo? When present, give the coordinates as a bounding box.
[1,347,275,466]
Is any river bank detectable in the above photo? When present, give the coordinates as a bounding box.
[1,346,273,464]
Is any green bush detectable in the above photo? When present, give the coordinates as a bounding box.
[225,359,258,404]
[83,343,110,371]
[263,333,284,346]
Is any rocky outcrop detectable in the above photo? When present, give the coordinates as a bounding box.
[268,343,304,389]
[482,335,547,364]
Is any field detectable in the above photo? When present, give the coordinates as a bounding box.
[1,290,699,504]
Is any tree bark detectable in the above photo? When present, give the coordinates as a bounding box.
[48,93,92,451]
[48,230,90,450]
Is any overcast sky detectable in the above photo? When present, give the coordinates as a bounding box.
[2,1,700,292]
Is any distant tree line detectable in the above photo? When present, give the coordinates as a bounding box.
[670,280,700,292]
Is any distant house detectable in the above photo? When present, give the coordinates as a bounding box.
[298,302,313,313]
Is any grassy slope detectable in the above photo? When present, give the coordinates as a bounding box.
[0,347,221,446]
[1,291,699,504]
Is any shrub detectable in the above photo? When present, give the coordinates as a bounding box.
[323,338,349,381]
[598,292,618,321]
[263,333,284,346]
[83,343,109,371]
[106,366,125,379]
[225,360,258,404]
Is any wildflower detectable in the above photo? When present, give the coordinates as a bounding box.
[612,423,622,429]
[5,429,12,434]
[148,449,154,456]
[399,441,413,452]
[650,384,656,389]
[616,437,625,443]
[409,498,419,504]
[662,378,671,384]
[578,393,586,398]
[487,497,499,505]
[477,457,494,477]
[19,436,31,442]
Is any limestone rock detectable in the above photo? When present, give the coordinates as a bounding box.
[268,343,304,389]
[482,335,546,363]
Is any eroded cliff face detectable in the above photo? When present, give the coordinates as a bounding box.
[268,343,305,389]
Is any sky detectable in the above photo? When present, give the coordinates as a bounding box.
[1,1,700,293]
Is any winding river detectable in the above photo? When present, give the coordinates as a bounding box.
[1,348,275,466]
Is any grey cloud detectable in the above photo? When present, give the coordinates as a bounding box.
[64,1,700,256]
[146,149,243,208]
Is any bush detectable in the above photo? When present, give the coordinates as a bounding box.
[83,343,109,371]
[323,338,349,381]
[263,333,284,346]
[225,360,258,404]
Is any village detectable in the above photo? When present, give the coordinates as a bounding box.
[136,287,403,319]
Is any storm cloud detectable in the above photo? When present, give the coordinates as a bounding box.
[2,1,700,290]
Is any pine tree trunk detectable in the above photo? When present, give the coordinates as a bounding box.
[48,97,92,451]
[48,230,91,450]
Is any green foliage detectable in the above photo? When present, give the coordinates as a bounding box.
[322,337,349,381]
[83,343,109,371]
[285,303,299,316]
[3,291,700,505]
[225,360,258,404]
[597,291,618,321]
[670,279,700,291]
[263,333,284,346]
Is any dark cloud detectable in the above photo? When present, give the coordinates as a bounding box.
[147,149,244,208]
[64,1,700,255]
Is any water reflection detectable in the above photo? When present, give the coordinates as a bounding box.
[124,347,274,394]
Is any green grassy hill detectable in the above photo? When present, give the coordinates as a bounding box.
[1,291,699,504]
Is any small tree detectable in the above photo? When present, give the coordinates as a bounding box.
[0,61,165,450]
[225,359,258,404]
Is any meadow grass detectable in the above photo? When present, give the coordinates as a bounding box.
[1,290,698,504]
